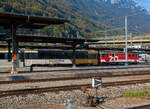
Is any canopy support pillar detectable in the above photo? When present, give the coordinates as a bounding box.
[11,24,18,74]
[72,44,77,68]
[98,50,100,65]
[7,41,11,62]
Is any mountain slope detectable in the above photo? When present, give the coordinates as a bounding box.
[68,0,150,35]
[0,0,150,38]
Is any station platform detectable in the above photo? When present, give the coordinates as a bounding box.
[1,64,150,82]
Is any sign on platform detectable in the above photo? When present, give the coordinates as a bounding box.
[92,77,102,88]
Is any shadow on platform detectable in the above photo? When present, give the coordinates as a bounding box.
[10,76,30,81]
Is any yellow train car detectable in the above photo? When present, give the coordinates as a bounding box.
[38,50,99,66]
[74,50,98,65]
[0,49,99,66]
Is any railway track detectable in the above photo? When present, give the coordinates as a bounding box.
[127,104,150,109]
[1,72,150,85]
[28,64,150,72]
[1,78,150,98]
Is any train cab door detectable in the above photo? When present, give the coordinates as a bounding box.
[105,53,110,63]
[98,51,101,65]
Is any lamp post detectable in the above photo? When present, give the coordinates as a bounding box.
[125,16,128,66]
[130,33,132,47]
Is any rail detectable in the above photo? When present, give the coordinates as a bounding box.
[30,63,72,72]
[1,79,150,98]
[1,73,150,85]
[127,104,150,109]
[29,64,150,72]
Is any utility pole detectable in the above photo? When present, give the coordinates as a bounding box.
[130,33,133,47]
[76,31,79,38]
[125,16,128,66]
[105,32,107,46]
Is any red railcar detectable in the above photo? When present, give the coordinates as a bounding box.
[100,53,139,64]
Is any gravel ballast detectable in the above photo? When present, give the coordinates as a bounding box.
[1,83,150,109]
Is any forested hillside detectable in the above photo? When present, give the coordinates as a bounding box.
[0,0,150,38]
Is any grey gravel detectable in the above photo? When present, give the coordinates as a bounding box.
[1,83,150,109]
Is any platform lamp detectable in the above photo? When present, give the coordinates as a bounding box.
[125,16,128,66]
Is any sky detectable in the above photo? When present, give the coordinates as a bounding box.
[134,0,150,11]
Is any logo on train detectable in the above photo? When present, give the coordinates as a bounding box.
[109,56,118,62]
[105,56,119,62]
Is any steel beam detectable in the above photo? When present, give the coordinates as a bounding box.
[97,50,100,65]
[72,44,76,68]
[7,41,11,62]
[125,16,128,66]
[11,24,18,74]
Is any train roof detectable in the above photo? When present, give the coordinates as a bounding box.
[38,50,88,54]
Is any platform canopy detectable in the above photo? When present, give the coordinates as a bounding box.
[0,34,99,45]
[0,12,69,29]
[0,12,70,74]
[0,12,100,45]
[0,12,101,74]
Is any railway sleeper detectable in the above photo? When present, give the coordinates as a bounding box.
[86,96,107,107]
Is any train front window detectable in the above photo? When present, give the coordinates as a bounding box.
[102,54,105,57]
[105,54,109,57]
[88,54,97,59]
[76,53,88,59]
[119,54,121,57]
[134,54,137,57]
[128,54,131,57]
